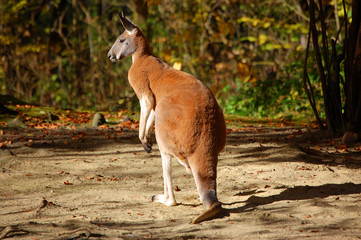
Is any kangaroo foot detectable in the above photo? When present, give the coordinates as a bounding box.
[151,194,177,206]
[192,202,222,224]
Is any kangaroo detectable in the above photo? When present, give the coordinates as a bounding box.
[108,13,226,224]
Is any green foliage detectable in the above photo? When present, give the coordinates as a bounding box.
[0,0,353,120]
[219,60,312,120]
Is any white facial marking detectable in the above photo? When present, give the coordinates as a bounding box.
[116,52,122,60]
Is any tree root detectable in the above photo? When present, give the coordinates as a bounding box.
[0,226,29,239]
[53,228,102,240]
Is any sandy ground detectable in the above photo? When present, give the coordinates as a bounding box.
[0,122,361,239]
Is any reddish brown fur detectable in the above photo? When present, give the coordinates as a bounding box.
[108,15,226,222]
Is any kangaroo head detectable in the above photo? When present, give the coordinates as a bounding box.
[108,13,139,62]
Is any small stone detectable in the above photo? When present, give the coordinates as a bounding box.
[92,113,106,127]
[7,118,27,129]
[342,131,359,144]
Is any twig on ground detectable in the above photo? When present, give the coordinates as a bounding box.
[0,226,29,239]
[53,228,101,240]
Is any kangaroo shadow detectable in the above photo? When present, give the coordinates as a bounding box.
[225,182,361,214]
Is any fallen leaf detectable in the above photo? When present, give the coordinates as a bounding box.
[64,181,73,185]
[335,144,348,150]
[298,166,312,171]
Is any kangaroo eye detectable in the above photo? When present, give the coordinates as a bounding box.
[119,39,125,43]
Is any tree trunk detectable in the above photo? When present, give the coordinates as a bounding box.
[128,0,148,25]
[308,0,344,135]
[343,0,361,143]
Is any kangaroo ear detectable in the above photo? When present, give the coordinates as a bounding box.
[117,12,137,32]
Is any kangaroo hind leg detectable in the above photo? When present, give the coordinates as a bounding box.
[152,151,177,206]
[190,157,222,224]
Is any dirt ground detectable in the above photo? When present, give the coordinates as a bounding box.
[1,119,361,239]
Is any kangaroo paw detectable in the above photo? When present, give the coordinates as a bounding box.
[142,142,152,153]
[192,202,222,224]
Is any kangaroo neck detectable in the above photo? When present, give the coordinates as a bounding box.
[129,50,168,97]
[132,50,151,64]
[132,33,152,63]
[132,41,153,61]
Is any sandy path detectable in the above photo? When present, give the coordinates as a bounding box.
[0,125,361,239]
